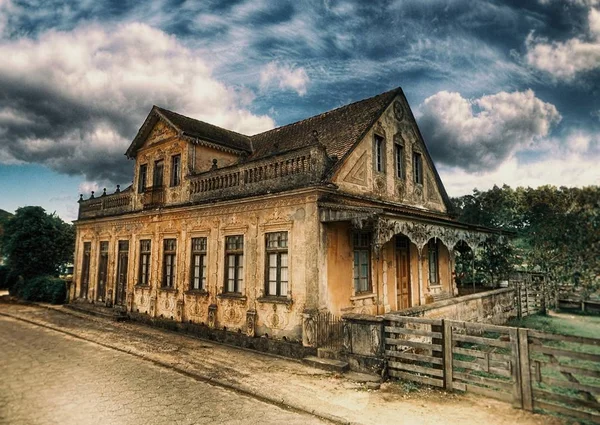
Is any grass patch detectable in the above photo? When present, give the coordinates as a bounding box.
[508,312,600,339]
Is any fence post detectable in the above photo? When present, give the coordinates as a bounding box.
[516,282,522,319]
[443,320,453,390]
[509,328,522,408]
[518,328,533,411]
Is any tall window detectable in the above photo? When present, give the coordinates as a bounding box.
[171,154,181,187]
[138,164,147,193]
[162,239,177,288]
[225,235,244,294]
[353,232,371,293]
[265,232,288,297]
[190,237,207,291]
[428,239,439,285]
[375,135,385,172]
[413,152,423,185]
[394,143,404,179]
[153,159,164,187]
[138,240,151,285]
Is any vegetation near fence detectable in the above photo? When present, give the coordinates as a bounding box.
[384,314,600,423]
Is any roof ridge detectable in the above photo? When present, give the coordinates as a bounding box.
[250,87,401,139]
[154,106,252,139]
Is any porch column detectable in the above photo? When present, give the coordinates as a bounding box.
[450,249,458,296]
[417,249,425,305]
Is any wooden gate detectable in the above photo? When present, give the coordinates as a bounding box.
[384,314,600,423]
[314,311,344,350]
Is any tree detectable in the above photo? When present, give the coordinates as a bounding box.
[1,206,75,279]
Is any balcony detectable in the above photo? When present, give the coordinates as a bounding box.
[188,144,329,202]
[78,188,133,219]
[141,186,165,209]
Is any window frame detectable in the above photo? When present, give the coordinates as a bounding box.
[264,231,289,298]
[171,154,181,187]
[189,237,207,291]
[394,143,404,179]
[153,159,164,188]
[224,235,244,294]
[352,232,372,294]
[162,238,177,288]
[413,152,423,185]
[138,239,151,286]
[138,164,148,193]
[374,134,385,173]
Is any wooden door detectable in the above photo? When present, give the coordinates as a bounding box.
[115,241,129,306]
[80,242,91,299]
[96,241,109,302]
[396,236,411,310]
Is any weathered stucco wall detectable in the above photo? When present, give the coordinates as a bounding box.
[400,288,517,325]
[73,192,319,341]
[332,95,446,213]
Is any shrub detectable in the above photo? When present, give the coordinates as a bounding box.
[5,269,22,294]
[0,265,9,289]
[17,275,67,304]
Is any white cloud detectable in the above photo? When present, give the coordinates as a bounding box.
[259,61,309,96]
[0,22,275,183]
[525,6,600,79]
[418,90,561,171]
[440,131,600,195]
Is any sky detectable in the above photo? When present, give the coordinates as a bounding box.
[0,0,598,222]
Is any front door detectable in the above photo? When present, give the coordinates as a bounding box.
[96,241,109,302]
[115,241,129,306]
[396,236,411,310]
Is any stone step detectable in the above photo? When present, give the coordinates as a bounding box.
[302,356,349,373]
[317,347,341,360]
[65,303,128,322]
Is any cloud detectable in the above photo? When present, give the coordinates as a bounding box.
[439,130,600,196]
[259,61,309,96]
[0,22,275,185]
[418,90,561,172]
[525,6,600,79]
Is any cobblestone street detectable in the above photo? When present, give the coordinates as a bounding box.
[0,315,326,425]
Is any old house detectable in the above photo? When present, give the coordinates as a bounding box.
[73,87,497,346]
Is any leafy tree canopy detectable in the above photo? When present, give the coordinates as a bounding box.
[1,206,74,279]
[452,185,600,299]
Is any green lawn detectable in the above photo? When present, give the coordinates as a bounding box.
[508,311,600,339]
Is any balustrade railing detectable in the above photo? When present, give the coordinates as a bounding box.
[189,146,325,198]
[79,190,132,219]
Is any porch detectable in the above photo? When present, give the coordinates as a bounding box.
[319,205,499,316]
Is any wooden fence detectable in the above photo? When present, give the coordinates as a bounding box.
[384,314,600,423]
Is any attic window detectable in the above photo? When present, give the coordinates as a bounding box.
[413,152,423,185]
[375,135,385,173]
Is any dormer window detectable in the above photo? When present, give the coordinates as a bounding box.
[375,135,385,173]
[171,154,181,187]
[413,152,423,185]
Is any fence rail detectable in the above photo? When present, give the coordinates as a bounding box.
[383,315,600,423]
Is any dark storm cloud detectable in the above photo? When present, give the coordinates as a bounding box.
[0,0,598,187]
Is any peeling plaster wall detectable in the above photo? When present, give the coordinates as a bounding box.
[74,193,318,341]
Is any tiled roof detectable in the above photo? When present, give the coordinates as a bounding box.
[249,88,400,162]
[156,107,252,152]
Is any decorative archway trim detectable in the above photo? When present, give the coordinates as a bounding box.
[373,216,493,254]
